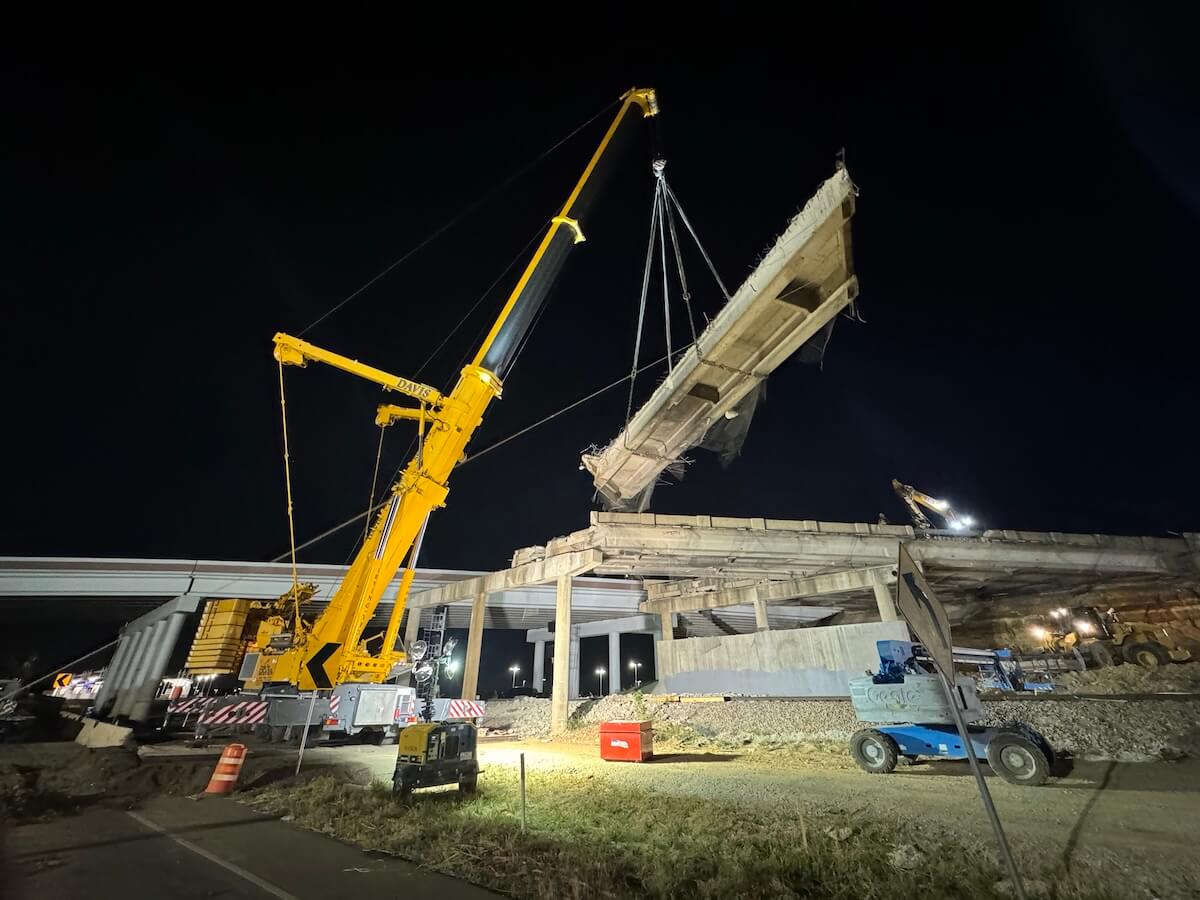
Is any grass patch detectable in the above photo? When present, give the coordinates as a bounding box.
[247,768,1117,900]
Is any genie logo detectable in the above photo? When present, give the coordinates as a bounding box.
[864,684,923,710]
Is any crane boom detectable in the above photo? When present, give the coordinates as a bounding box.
[252,88,658,691]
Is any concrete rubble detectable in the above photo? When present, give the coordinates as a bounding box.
[1054,663,1200,695]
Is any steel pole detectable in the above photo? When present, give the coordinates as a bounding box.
[520,752,527,833]
[937,669,1027,900]
[295,690,321,776]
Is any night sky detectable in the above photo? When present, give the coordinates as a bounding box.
[4,10,1197,691]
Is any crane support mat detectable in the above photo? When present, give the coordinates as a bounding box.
[582,167,858,510]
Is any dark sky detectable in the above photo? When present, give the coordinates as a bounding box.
[4,10,1198,683]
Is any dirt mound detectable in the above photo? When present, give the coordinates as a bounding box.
[982,698,1200,760]
[0,742,291,823]
[1055,662,1200,694]
[1,743,138,820]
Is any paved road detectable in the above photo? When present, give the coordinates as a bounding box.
[4,794,499,899]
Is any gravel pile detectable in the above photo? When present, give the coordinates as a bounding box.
[578,696,860,744]
[1054,662,1200,695]
[480,696,585,738]
[481,693,1200,761]
[982,698,1200,761]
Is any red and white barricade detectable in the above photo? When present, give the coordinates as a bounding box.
[198,699,270,727]
[446,699,486,719]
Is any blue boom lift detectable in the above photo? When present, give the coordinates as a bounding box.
[848,640,1055,786]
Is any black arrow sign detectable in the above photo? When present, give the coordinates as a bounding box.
[305,642,340,689]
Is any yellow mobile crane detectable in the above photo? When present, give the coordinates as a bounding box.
[249,88,659,693]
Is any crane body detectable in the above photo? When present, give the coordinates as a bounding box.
[249,88,659,692]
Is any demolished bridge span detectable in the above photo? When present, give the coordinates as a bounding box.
[581,166,858,511]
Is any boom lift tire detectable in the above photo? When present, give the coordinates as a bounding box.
[1125,642,1169,668]
[851,729,899,775]
[985,733,1049,786]
[458,772,478,794]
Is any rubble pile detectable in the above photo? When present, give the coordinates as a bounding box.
[481,692,1200,761]
[982,698,1200,760]
[1054,662,1200,695]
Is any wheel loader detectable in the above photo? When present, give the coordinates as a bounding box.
[1033,606,1198,668]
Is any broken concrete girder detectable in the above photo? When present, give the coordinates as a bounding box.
[640,566,898,616]
[582,167,858,510]
[406,549,603,610]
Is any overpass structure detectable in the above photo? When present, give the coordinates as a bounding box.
[0,556,830,636]
[405,512,1199,730]
[0,554,830,703]
[5,519,1196,731]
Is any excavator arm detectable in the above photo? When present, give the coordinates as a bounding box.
[891,479,974,531]
[254,88,658,690]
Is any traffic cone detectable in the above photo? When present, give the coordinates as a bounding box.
[205,742,248,794]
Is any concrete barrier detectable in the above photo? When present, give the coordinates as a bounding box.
[75,717,134,749]
[657,621,909,696]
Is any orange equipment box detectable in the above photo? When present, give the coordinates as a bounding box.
[599,720,653,762]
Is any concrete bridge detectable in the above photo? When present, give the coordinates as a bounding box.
[4,518,1196,732]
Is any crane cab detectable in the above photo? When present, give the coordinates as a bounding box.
[393,721,479,798]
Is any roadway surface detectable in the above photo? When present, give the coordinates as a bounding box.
[5,794,499,899]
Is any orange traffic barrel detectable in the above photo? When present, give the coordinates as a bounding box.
[205,742,248,794]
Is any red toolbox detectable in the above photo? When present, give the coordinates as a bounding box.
[599,720,653,762]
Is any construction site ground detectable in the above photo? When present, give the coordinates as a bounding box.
[252,738,1200,900]
[5,667,1200,900]
[481,685,1200,762]
[2,723,1200,898]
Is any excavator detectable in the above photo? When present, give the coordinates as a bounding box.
[242,87,660,701]
[890,479,976,531]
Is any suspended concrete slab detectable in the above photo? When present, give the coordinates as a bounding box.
[581,166,858,510]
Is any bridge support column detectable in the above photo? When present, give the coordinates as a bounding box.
[461,591,486,700]
[532,640,546,692]
[404,608,422,648]
[550,575,573,735]
[568,637,580,700]
[873,572,898,622]
[753,597,770,631]
[608,631,620,694]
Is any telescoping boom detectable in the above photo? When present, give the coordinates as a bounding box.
[250,88,659,691]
